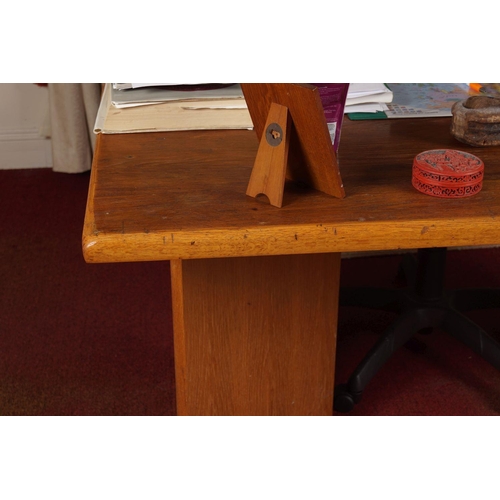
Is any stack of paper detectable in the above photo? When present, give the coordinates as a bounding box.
[345,83,393,114]
[94,83,253,134]
[110,83,246,108]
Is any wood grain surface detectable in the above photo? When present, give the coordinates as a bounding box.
[82,111,500,416]
[245,102,291,207]
[241,83,345,198]
[83,117,500,263]
[171,253,340,416]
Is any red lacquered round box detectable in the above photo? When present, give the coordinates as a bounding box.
[412,149,484,198]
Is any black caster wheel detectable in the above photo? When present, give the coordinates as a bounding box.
[334,384,356,413]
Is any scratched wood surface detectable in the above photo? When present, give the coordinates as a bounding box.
[83,117,500,263]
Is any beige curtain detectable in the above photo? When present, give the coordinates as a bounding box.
[48,83,101,173]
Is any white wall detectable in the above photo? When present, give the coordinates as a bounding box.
[0,83,53,169]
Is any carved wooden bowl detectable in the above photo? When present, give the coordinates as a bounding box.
[451,95,500,147]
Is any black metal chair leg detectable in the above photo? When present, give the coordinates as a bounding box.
[443,308,500,369]
[335,247,500,413]
[397,252,418,288]
[334,306,445,413]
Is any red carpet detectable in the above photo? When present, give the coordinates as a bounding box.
[0,168,175,415]
[1,168,500,415]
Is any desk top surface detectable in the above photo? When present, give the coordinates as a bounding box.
[83,117,500,263]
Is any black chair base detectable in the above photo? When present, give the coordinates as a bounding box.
[334,247,500,413]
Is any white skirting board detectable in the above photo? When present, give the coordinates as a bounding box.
[0,129,52,169]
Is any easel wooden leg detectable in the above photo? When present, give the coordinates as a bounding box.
[170,253,341,416]
[246,103,290,208]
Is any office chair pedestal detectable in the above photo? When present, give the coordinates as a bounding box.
[334,247,500,413]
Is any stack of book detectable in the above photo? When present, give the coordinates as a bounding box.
[94,83,253,134]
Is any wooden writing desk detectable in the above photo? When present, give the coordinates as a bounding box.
[83,117,500,415]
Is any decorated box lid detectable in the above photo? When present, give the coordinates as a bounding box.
[412,149,484,198]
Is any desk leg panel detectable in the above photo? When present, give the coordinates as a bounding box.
[171,253,340,416]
